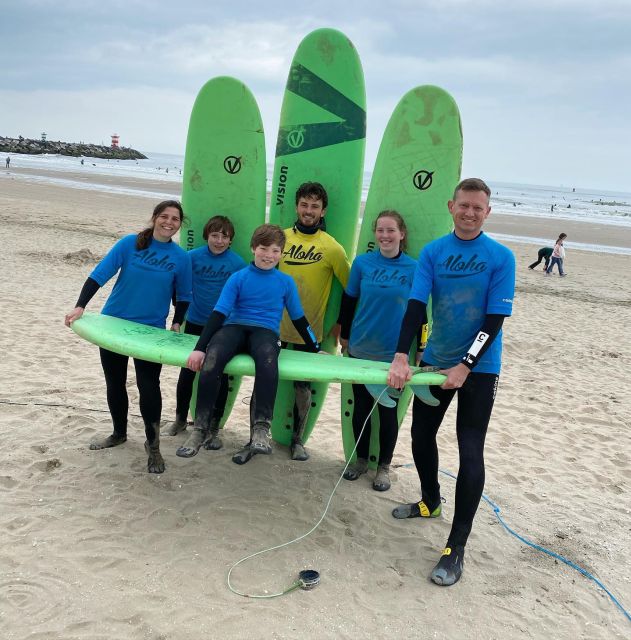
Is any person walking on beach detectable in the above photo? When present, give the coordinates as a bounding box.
[165,215,246,456]
[338,210,417,492]
[183,224,321,465]
[5,156,10,168]
[387,178,515,586]
[545,233,567,276]
[528,246,553,271]
[64,200,193,474]
[279,182,350,461]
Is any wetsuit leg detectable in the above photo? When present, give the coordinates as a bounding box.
[133,357,163,445]
[351,382,374,461]
[410,384,457,509]
[376,400,401,466]
[174,320,204,422]
[195,325,247,432]
[247,328,281,423]
[99,347,130,436]
[448,373,499,548]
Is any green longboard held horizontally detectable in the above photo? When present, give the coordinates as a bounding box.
[341,85,462,469]
[268,28,366,447]
[180,76,266,426]
[71,313,445,387]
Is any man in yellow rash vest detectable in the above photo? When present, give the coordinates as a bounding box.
[279,182,350,460]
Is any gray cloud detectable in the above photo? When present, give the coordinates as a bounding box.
[2,1,630,190]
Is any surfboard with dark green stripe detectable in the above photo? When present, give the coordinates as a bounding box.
[180,76,266,426]
[341,85,462,469]
[268,28,366,447]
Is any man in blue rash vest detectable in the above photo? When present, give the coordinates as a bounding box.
[183,224,321,465]
[163,215,246,454]
[65,200,193,474]
[387,178,515,586]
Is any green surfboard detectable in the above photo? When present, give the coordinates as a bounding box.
[71,313,445,387]
[179,76,266,426]
[341,85,462,469]
[268,28,366,447]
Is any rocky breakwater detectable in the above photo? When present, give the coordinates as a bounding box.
[0,136,147,160]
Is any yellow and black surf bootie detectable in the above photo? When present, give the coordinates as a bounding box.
[430,545,465,586]
[391,499,442,519]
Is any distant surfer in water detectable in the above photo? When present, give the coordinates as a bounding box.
[338,210,417,492]
[161,216,246,456]
[183,224,320,465]
[387,178,515,586]
[279,182,350,461]
[64,201,193,473]
[528,246,553,270]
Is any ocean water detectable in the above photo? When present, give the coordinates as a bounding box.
[4,150,631,255]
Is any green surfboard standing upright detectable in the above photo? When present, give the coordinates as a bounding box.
[180,76,267,426]
[341,85,462,469]
[269,28,366,447]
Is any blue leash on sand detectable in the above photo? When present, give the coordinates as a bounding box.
[424,466,630,623]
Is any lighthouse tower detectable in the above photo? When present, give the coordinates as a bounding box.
[111,134,120,148]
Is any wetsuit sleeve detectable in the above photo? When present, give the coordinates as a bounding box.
[174,251,193,303]
[330,240,351,288]
[396,299,427,354]
[284,277,307,320]
[213,271,241,317]
[338,292,358,341]
[291,316,321,353]
[89,236,127,286]
[172,301,190,326]
[75,277,100,308]
[461,314,506,369]
[194,311,227,352]
[486,248,515,316]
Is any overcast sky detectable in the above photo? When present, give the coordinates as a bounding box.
[2,0,630,191]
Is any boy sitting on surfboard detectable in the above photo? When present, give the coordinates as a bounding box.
[184,224,321,465]
[278,182,350,460]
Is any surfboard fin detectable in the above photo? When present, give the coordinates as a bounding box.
[411,385,440,407]
[364,384,400,408]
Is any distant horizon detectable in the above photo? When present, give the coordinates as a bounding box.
[4,146,631,197]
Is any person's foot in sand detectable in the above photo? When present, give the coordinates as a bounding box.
[145,440,165,474]
[162,417,187,436]
[176,426,207,458]
[202,418,223,450]
[89,433,127,450]
[232,442,258,465]
[430,545,464,586]
[343,457,368,481]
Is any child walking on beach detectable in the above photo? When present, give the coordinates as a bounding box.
[181,224,321,465]
[546,233,567,276]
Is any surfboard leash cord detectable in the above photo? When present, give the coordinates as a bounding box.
[393,464,630,623]
[226,390,385,599]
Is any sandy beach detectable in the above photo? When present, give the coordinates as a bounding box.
[1,174,629,639]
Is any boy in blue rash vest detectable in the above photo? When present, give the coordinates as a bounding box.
[163,215,246,453]
[184,224,321,465]
[388,178,516,586]
[338,210,417,492]
[64,200,193,474]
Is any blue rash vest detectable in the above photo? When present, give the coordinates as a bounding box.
[409,232,515,374]
[186,247,246,325]
[214,263,305,334]
[90,234,192,328]
[346,251,417,362]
